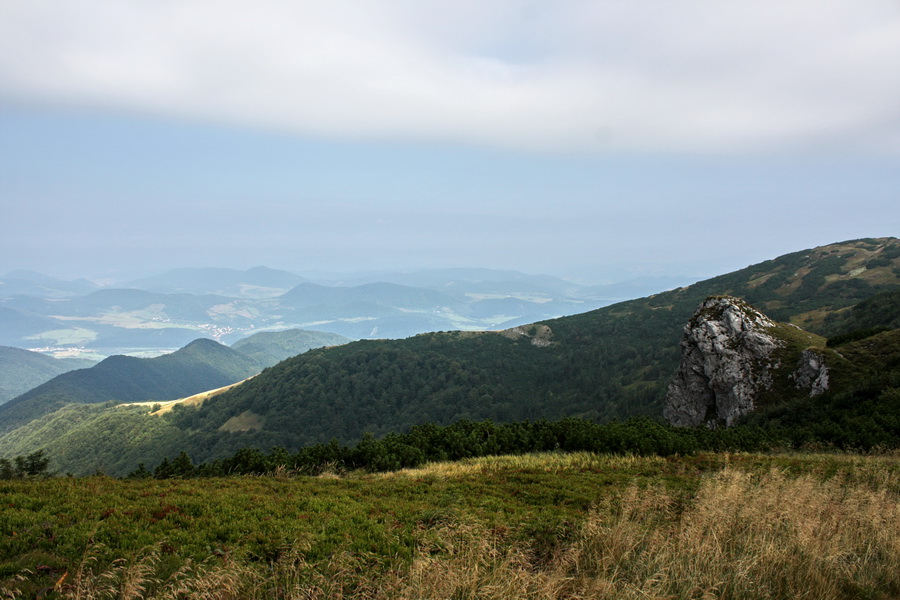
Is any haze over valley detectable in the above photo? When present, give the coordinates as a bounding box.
[0,266,692,361]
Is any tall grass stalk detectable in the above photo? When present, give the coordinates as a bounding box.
[553,468,900,599]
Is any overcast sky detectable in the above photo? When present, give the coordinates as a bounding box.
[1,1,898,283]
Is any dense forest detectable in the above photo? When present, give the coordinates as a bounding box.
[144,339,900,479]
[163,239,900,454]
[6,322,895,480]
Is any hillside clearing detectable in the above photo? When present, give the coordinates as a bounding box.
[116,378,252,415]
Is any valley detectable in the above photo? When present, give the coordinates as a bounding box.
[0,266,646,360]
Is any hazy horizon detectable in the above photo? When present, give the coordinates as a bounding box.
[2,262,702,289]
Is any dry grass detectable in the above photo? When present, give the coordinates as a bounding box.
[551,468,900,599]
[117,379,252,415]
[66,546,255,600]
[47,464,900,599]
[381,451,672,479]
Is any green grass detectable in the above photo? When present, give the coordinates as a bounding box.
[2,451,899,598]
[23,328,98,346]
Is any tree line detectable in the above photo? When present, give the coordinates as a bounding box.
[128,412,891,480]
[0,449,50,478]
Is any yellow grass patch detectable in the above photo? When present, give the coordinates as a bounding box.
[118,379,251,415]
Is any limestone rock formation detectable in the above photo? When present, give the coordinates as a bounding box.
[791,348,829,396]
[664,296,783,427]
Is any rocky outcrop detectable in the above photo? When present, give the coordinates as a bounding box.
[500,324,554,347]
[664,296,783,427]
[791,348,829,396]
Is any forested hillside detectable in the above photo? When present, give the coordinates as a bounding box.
[0,346,94,405]
[0,338,262,435]
[175,237,898,448]
[2,237,897,475]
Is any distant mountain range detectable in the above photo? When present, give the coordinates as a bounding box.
[1,237,896,476]
[0,267,667,358]
[0,270,99,298]
[124,266,307,298]
[229,329,350,366]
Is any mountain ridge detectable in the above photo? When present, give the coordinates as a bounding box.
[125,266,307,297]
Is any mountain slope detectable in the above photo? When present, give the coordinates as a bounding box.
[820,288,900,335]
[230,329,351,366]
[0,346,95,405]
[0,338,262,434]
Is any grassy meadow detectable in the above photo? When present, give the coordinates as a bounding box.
[1,451,899,599]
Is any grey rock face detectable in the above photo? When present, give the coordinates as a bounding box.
[792,348,829,396]
[664,296,783,428]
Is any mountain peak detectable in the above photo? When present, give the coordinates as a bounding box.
[181,337,225,350]
[158,338,248,363]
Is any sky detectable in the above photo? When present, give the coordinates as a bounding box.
[1,0,899,284]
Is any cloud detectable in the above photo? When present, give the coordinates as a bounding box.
[1,0,900,153]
